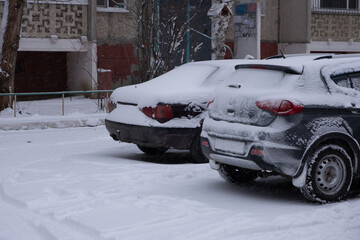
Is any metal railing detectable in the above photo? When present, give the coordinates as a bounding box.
[0,90,113,118]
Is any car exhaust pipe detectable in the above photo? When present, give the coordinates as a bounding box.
[110,134,119,141]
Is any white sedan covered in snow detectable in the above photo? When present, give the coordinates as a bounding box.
[105,60,249,162]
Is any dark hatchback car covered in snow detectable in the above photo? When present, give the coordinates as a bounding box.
[105,60,249,163]
[201,55,360,203]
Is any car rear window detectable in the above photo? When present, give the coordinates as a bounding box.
[225,68,289,89]
[147,64,218,87]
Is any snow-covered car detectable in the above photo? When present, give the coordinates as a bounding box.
[105,60,249,163]
[201,55,360,203]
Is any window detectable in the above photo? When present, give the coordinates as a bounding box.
[312,0,360,13]
[331,74,352,88]
[331,72,360,90]
[97,0,127,9]
[349,73,360,91]
[321,0,358,9]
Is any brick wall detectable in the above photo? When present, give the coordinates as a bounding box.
[225,42,234,59]
[261,42,278,59]
[97,44,140,89]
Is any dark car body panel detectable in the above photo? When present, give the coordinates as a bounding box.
[105,119,200,149]
[202,104,360,177]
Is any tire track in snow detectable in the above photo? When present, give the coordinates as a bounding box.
[0,183,114,240]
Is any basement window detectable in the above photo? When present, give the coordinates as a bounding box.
[97,0,128,12]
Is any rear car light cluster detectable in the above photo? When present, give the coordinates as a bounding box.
[256,100,304,115]
[142,104,173,122]
[107,101,117,113]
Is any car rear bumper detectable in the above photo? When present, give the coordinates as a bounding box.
[201,132,304,177]
[105,119,199,150]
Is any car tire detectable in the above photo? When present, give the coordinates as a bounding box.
[218,164,258,184]
[189,133,208,163]
[137,145,169,155]
[300,144,353,203]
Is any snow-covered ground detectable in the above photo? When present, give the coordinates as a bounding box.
[0,96,107,130]
[1,126,360,240]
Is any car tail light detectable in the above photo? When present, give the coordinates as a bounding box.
[256,100,304,115]
[201,139,210,147]
[142,104,173,122]
[250,148,266,156]
[107,101,116,113]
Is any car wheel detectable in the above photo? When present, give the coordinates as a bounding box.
[189,133,208,163]
[218,164,258,184]
[137,145,169,155]
[300,144,353,203]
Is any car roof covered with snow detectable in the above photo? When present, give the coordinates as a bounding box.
[110,59,253,108]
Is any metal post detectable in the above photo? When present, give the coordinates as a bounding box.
[14,95,16,118]
[106,92,109,113]
[256,0,261,59]
[186,0,190,63]
[155,0,159,53]
[62,93,64,116]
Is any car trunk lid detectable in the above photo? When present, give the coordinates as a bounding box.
[209,66,302,126]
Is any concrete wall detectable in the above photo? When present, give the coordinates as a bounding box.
[95,0,140,89]
[67,43,97,91]
[0,1,88,39]
[0,1,98,93]
[311,13,360,42]
[279,0,311,43]
[261,0,278,42]
[96,12,137,44]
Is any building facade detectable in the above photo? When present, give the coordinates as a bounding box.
[0,0,217,94]
[233,0,360,59]
[4,0,355,94]
[0,0,98,94]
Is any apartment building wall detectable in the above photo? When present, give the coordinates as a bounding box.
[0,0,97,94]
[260,0,278,58]
[96,0,139,90]
[233,0,360,57]
[310,12,360,52]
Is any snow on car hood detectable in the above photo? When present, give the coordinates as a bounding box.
[110,63,220,108]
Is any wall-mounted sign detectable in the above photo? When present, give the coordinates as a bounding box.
[234,1,260,59]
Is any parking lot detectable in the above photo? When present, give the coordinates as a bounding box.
[1,126,359,240]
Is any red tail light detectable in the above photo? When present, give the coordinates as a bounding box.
[201,139,210,147]
[142,104,173,122]
[107,101,116,113]
[256,100,304,115]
